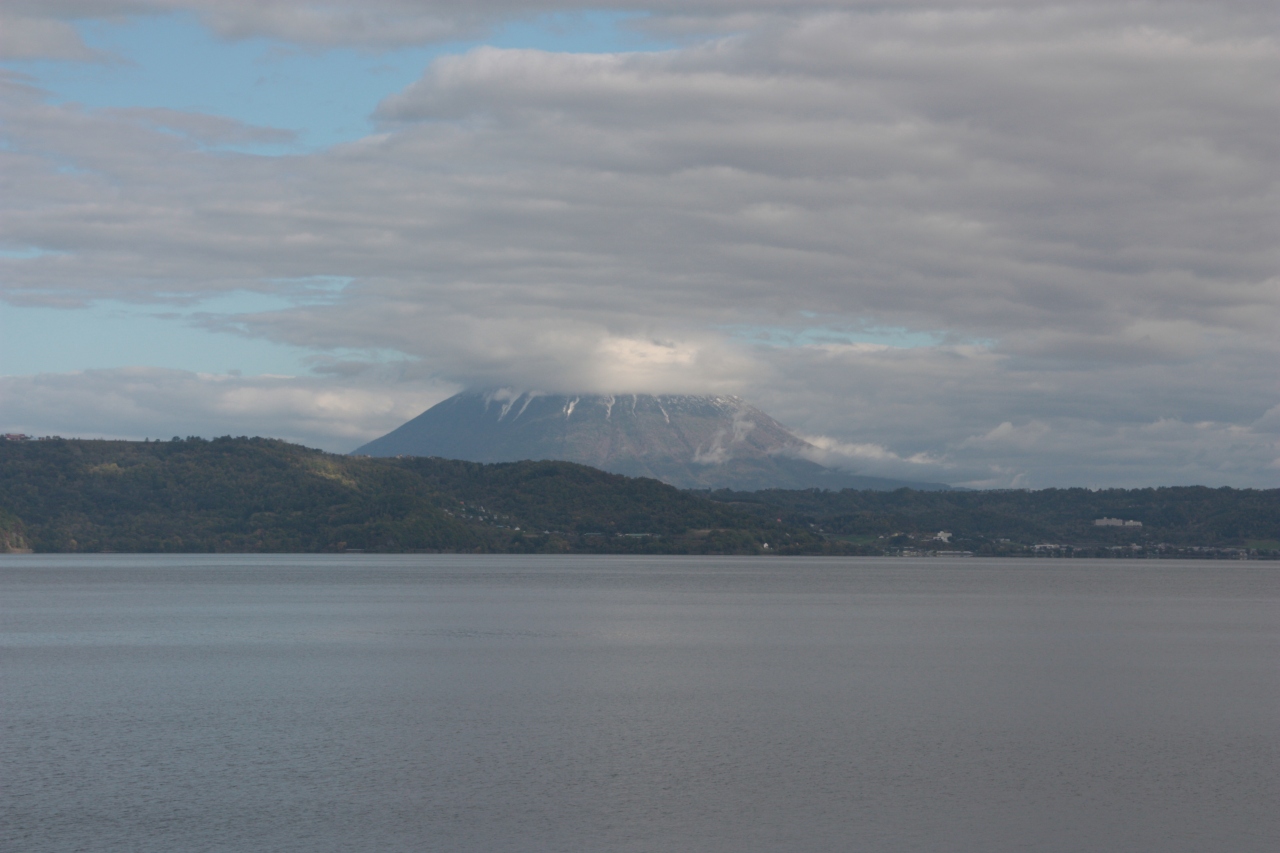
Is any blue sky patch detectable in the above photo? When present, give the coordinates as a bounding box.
[2,11,673,154]
[721,323,947,350]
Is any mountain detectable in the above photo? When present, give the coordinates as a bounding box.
[353,391,953,491]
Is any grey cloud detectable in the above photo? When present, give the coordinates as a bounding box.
[0,367,457,452]
[0,2,492,52]
[11,2,1277,53]
[2,3,1277,485]
[752,340,1280,487]
[106,108,298,147]
[0,14,98,60]
[0,1,745,53]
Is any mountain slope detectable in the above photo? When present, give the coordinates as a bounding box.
[0,437,796,553]
[1,437,1272,557]
[354,391,952,491]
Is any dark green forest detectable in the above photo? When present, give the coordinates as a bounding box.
[707,486,1280,557]
[0,436,1276,556]
[0,437,799,554]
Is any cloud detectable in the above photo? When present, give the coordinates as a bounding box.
[744,337,1280,487]
[0,367,457,452]
[791,433,949,480]
[0,14,98,61]
[0,2,490,54]
[10,2,1278,54]
[106,108,298,148]
[1,2,1277,485]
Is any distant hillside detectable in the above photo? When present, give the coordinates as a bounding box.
[354,391,953,491]
[714,487,1280,557]
[0,437,1273,557]
[0,437,805,554]
[0,507,29,553]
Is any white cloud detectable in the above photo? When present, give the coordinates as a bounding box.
[791,433,950,480]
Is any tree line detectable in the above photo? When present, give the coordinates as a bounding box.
[0,436,1275,556]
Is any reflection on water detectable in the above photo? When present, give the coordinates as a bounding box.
[3,555,1278,853]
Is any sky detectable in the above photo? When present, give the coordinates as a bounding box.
[1,1,1277,489]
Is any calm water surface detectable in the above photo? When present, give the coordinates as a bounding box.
[3,555,1277,852]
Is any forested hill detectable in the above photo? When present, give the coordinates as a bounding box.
[710,486,1280,557]
[0,437,797,554]
[0,436,1275,556]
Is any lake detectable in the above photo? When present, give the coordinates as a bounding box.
[3,555,1277,852]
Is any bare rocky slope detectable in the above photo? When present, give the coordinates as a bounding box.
[353,391,952,491]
